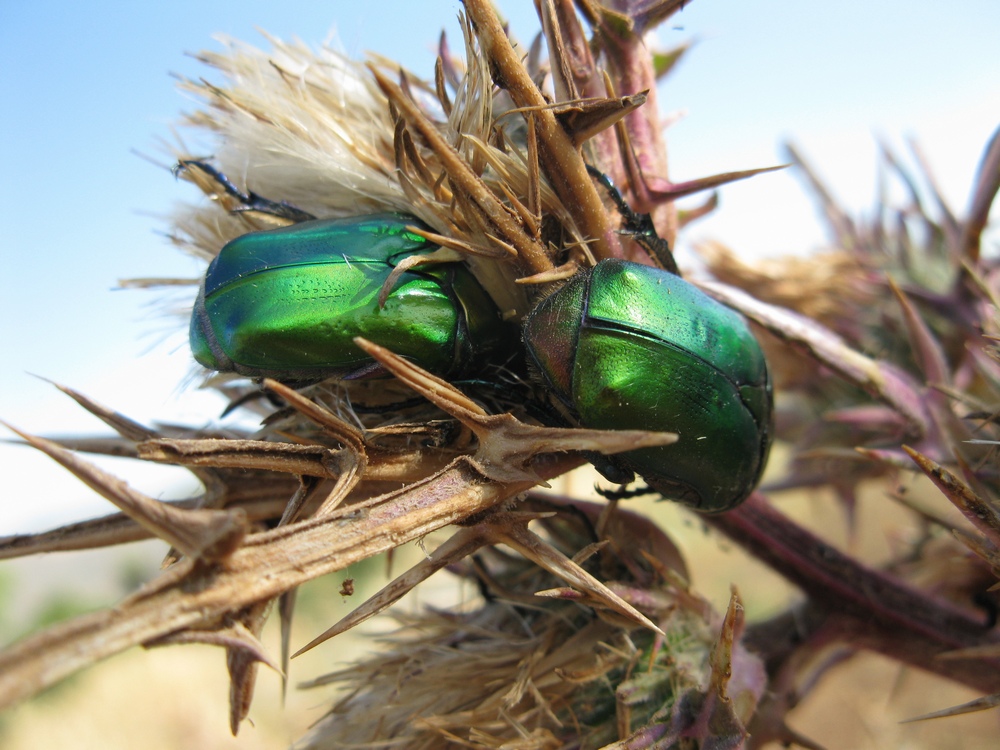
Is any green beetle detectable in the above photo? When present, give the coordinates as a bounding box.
[190,213,512,380]
[522,259,772,512]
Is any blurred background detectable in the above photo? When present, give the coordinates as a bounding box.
[1,1,999,747]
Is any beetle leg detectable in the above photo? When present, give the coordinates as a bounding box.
[339,360,392,381]
[175,159,317,223]
[585,164,680,275]
[219,387,282,419]
[588,452,635,486]
[595,482,656,501]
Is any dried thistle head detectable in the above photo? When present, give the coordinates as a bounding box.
[7,0,998,746]
[1,1,775,744]
[296,498,764,750]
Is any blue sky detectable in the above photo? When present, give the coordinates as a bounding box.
[1,0,998,532]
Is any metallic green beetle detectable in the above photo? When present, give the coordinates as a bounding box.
[190,213,511,380]
[522,259,772,512]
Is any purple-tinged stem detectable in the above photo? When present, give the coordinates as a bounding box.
[706,493,1000,694]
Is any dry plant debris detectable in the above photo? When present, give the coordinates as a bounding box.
[2,1,999,747]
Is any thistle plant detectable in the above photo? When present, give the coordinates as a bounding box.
[2,1,999,748]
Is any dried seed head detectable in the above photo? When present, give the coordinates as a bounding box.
[297,499,762,749]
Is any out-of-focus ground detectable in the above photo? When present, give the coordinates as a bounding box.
[2,460,999,749]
